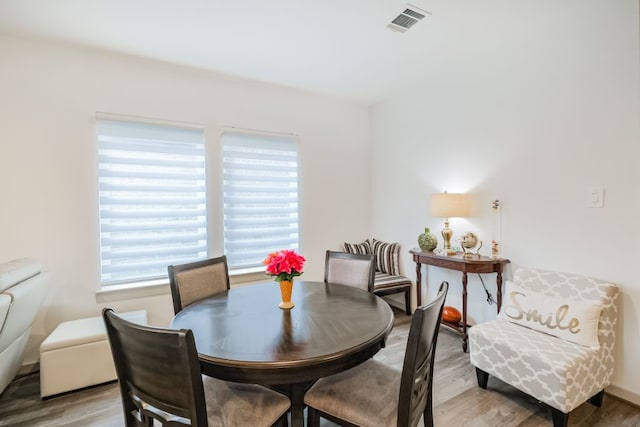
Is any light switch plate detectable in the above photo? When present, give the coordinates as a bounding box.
[587,186,604,208]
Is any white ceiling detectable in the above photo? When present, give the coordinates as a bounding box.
[0,0,508,105]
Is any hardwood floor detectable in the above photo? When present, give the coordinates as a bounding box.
[1,309,638,426]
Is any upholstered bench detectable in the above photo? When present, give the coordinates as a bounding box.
[40,310,147,398]
[373,272,412,314]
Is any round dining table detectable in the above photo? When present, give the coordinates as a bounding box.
[170,280,395,427]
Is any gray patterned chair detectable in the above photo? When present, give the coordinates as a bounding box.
[469,268,619,427]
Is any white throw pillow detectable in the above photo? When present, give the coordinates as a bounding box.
[498,281,603,348]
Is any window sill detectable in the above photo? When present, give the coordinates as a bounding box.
[96,270,270,302]
[96,279,170,303]
[229,267,269,285]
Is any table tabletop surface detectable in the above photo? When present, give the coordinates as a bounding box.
[170,280,394,378]
[410,248,510,264]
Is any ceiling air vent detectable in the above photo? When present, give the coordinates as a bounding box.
[387,4,431,33]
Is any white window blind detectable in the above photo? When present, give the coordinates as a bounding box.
[97,118,207,285]
[222,132,300,271]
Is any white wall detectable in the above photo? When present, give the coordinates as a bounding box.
[371,1,640,401]
[0,35,371,364]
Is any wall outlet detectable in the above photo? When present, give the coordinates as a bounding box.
[587,186,604,208]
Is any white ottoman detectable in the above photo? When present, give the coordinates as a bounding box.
[40,310,147,398]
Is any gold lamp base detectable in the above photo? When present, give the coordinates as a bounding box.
[441,218,457,256]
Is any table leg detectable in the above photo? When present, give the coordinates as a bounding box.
[272,382,311,427]
[496,271,504,313]
[462,272,468,352]
[415,261,422,307]
[290,383,306,427]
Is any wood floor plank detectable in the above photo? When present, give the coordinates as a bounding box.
[0,309,638,426]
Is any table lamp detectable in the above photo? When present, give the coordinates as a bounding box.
[429,192,470,255]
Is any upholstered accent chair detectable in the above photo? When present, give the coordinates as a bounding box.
[0,258,49,395]
[324,251,375,293]
[102,308,290,427]
[304,281,448,427]
[168,256,230,314]
[469,268,619,427]
[344,239,413,314]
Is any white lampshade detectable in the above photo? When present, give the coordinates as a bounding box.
[429,192,470,218]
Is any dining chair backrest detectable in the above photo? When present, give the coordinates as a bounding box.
[168,255,230,314]
[102,308,208,426]
[324,250,376,293]
[398,280,448,426]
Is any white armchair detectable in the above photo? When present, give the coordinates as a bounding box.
[0,258,49,394]
[469,268,618,427]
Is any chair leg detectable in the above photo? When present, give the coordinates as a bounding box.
[475,367,489,389]
[550,407,569,427]
[307,407,320,427]
[589,390,605,407]
[405,289,412,315]
[423,395,434,427]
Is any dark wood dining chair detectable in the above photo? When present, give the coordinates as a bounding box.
[324,250,376,293]
[168,255,230,314]
[102,308,290,427]
[304,281,449,427]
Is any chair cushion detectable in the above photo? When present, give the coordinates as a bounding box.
[498,281,602,348]
[203,376,290,426]
[41,310,148,352]
[469,318,607,413]
[373,272,411,291]
[304,359,400,427]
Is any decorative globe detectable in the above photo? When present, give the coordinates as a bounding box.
[459,232,478,250]
[418,227,438,251]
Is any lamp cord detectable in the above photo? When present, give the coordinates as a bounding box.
[478,274,496,305]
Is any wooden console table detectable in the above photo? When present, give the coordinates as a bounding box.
[410,249,510,352]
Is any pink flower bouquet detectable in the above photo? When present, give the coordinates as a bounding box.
[263,249,306,282]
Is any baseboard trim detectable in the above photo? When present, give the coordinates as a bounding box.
[607,385,640,408]
[17,362,39,377]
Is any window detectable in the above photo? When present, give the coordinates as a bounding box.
[97,116,207,286]
[222,132,300,271]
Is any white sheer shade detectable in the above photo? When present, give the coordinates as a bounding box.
[97,118,207,285]
[222,132,300,270]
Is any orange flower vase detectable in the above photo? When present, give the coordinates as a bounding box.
[279,280,295,310]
